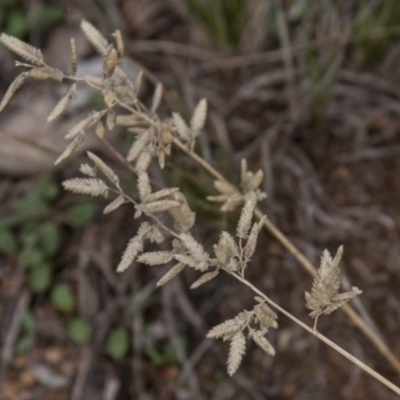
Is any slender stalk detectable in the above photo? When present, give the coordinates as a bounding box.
[171,137,400,375]
[224,268,400,396]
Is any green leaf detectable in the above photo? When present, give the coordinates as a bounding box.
[29,263,51,293]
[16,311,35,353]
[0,225,17,255]
[38,223,61,257]
[105,327,130,360]
[68,318,91,344]
[51,283,75,313]
[67,202,95,227]
[21,249,45,270]
[38,173,59,201]
[19,220,41,244]
[22,311,35,332]
[145,336,186,365]
[34,4,65,31]
[15,335,34,353]
[5,10,28,38]
[17,192,49,213]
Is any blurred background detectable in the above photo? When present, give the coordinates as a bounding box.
[1,0,400,399]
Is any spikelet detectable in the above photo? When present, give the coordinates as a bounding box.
[149,225,164,244]
[47,83,77,121]
[62,177,108,197]
[135,150,153,173]
[137,172,152,201]
[0,73,27,112]
[103,195,125,214]
[236,198,256,239]
[106,109,116,129]
[174,254,198,269]
[172,112,190,142]
[227,332,246,376]
[133,70,143,95]
[137,200,181,215]
[246,169,264,190]
[214,180,236,195]
[65,111,105,140]
[156,262,185,287]
[190,98,207,135]
[190,270,219,289]
[151,83,163,113]
[179,233,209,271]
[145,188,180,203]
[103,47,118,78]
[80,20,109,55]
[0,33,44,66]
[54,132,84,165]
[221,193,244,212]
[96,120,105,138]
[87,151,119,186]
[254,302,278,330]
[137,251,174,266]
[168,192,195,232]
[117,114,143,127]
[207,319,240,340]
[243,216,266,261]
[305,246,362,324]
[127,132,151,162]
[116,222,151,273]
[214,231,239,266]
[240,159,248,187]
[83,74,104,88]
[112,30,124,56]
[251,331,275,356]
[70,37,77,76]
[25,67,63,81]
[79,163,96,177]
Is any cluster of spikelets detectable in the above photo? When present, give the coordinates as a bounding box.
[0,21,362,377]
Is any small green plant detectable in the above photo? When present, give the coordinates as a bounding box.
[145,336,186,366]
[68,317,91,344]
[105,326,130,360]
[51,283,76,313]
[0,21,399,396]
[15,311,35,353]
